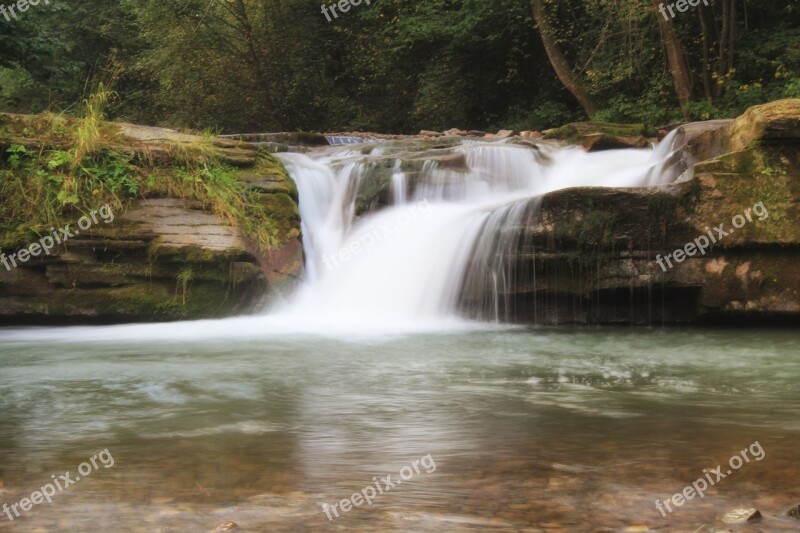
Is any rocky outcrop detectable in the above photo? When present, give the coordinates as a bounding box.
[543,122,655,151]
[218,131,329,153]
[0,116,302,324]
[460,99,800,325]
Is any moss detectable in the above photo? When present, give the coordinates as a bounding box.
[728,99,800,150]
[256,152,299,202]
[44,285,184,319]
[41,273,264,320]
[544,122,650,141]
[261,192,301,243]
[692,146,798,244]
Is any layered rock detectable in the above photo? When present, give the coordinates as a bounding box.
[0,117,302,324]
[460,99,800,325]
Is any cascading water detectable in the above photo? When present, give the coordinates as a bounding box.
[276,133,685,328]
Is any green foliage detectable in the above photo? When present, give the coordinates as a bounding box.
[504,101,578,131]
[594,95,679,127]
[2,0,800,132]
[80,153,139,196]
[784,79,800,98]
[687,100,719,122]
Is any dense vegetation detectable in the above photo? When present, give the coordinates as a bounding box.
[1,0,799,133]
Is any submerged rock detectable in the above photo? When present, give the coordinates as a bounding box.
[721,507,761,524]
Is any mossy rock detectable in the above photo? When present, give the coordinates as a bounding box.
[543,122,655,152]
[728,98,800,151]
[261,192,301,242]
[691,147,799,246]
[544,122,652,140]
[0,112,304,324]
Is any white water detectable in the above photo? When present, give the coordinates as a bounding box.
[0,134,683,342]
[277,133,682,324]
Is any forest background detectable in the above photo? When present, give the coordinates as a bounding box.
[1,0,798,133]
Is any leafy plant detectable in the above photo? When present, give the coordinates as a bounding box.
[176,267,194,305]
[7,144,29,169]
[80,153,139,196]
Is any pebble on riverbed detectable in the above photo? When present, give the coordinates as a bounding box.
[721,507,761,524]
[212,521,238,532]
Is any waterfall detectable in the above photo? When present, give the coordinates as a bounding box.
[276,137,683,329]
[0,136,685,342]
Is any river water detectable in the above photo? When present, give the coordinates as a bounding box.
[1,137,798,531]
[1,328,799,531]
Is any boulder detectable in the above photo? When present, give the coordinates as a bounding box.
[728,98,800,150]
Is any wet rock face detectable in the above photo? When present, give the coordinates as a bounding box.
[460,99,800,326]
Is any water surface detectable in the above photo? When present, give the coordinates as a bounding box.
[1,327,798,531]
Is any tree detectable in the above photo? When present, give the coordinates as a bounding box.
[530,0,596,118]
[652,0,692,118]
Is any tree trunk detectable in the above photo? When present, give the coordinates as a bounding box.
[530,0,596,118]
[698,4,714,101]
[728,0,736,75]
[652,0,692,118]
[717,0,730,97]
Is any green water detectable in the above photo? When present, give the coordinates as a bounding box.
[1,327,799,531]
